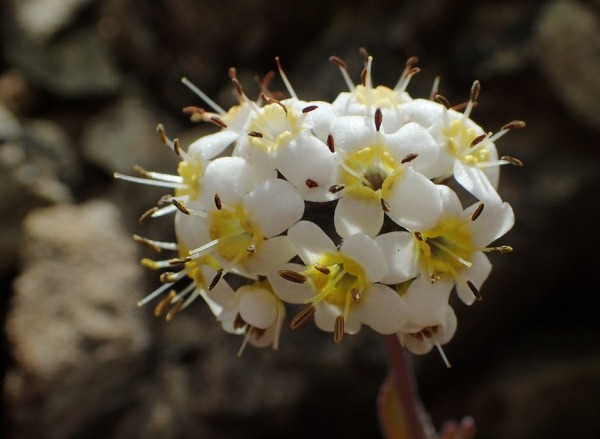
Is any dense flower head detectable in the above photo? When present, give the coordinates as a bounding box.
[116,49,523,365]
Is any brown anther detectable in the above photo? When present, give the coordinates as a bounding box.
[469,133,489,148]
[487,245,513,254]
[302,105,318,113]
[232,78,244,96]
[133,164,151,178]
[165,299,185,322]
[306,179,319,188]
[409,331,424,341]
[248,131,263,138]
[406,67,421,78]
[139,207,159,224]
[401,153,419,164]
[314,264,331,275]
[374,108,383,132]
[413,231,424,241]
[173,138,181,156]
[470,80,481,103]
[502,120,526,131]
[290,305,316,330]
[334,315,345,343]
[171,199,190,215]
[133,234,162,252]
[434,94,451,109]
[233,313,246,330]
[210,116,228,129]
[326,134,335,153]
[159,272,178,283]
[359,47,369,63]
[351,287,361,304]
[501,156,523,166]
[209,269,224,290]
[406,56,419,69]
[360,68,367,86]
[182,106,205,116]
[260,92,288,114]
[154,291,176,317]
[246,244,256,254]
[466,280,482,301]
[213,193,222,210]
[156,124,167,144]
[471,203,485,221]
[329,55,347,69]
[168,256,192,265]
[430,272,440,282]
[329,184,345,193]
[278,269,307,284]
[380,198,391,212]
[158,195,174,206]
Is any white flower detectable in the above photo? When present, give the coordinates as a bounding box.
[403,92,524,204]
[328,112,442,237]
[268,220,408,343]
[378,185,514,306]
[202,280,286,353]
[177,157,304,282]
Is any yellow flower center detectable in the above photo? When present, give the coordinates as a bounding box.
[355,85,406,108]
[208,205,263,263]
[443,119,490,165]
[416,216,474,280]
[176,160,203,200]
[247,102,301,151]
[342,144,397,193]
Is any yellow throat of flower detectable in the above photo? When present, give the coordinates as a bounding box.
[443,119,490,165]
[208,204,264,263]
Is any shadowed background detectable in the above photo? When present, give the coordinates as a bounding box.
[1,0,599,438]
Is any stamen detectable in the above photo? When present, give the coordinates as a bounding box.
[306,179,319,188]
[248,131,263,138]
[469,133,489,149]
[326,134,335,153]
[464,80,481,119]
[413,231,424,241]
[171,199,190,215]
[429,240,472,268]
[502,120,526,131]
[231,77,244,97]
[139,207,159,223]
[470,203,484,221]
[210,116,228,129]
[500,155,523,166]
[314,264,331,275]
[360,68,367,87]
[290,305,316,330]
[208,269,224,290]
[181,77,226,115]
[159,272,181,283]
[165,298,185,321]
[275,56,298,99]
[278,269,307,284]
[214,193,222,210]
[113,173,186,189]
[351,287,361,304]
[374,107,383,132]
[260,92,288,115]
[246,244,256,254]
[434,94,451,109]
[329,184,345,193]
[380,198,391,212]
[168,256,192,265]
[434,340,452,368]
[138,281,175,307]
[466,280,482,301]
[359,47,369,65]
[484,245,513,254]
[401,153,419,164]
[329,55,356,91]
[302,105,318,113]
[334,315,345,343]
[429,75,441,101]
[237,326,253,357]
[133,234,179,252]
[154,290,176,317]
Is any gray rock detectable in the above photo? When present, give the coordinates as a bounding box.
[535,0,600,131]
[5,200,151,439]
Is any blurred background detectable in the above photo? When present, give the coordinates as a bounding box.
[1,0,599,438]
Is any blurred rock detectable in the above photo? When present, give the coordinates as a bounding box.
[9,0,94,43]
[535,0,600,132]
[5,200,151,439]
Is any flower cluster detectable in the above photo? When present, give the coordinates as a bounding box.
[116,51,522,363]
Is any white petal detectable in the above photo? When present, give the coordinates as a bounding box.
[437,306,457,345]
[329,115,375,154]
[201,156,250,205]
[456,251,492,305]
[339,233,388,282]
[199,267,237,317]
[437,184,463,216]
[301,101,339,142]
[243,178,304,238]
[402,98,446,129]
[240,235,297,276]
[188,130,238,161]
[398,332,433,355]
[334,190,383,238]
[468,201,515,248]
[354,283,408,334]
[454,160,502,205]
[314,303,338,332]
[383,168,443,230]
[239,286,278,329]
[375,232,419,284]
[404,275,453,327]
[274,132,338,201]
[267,262,314,304]
[383,122,438,170]
[287,221,336,267]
